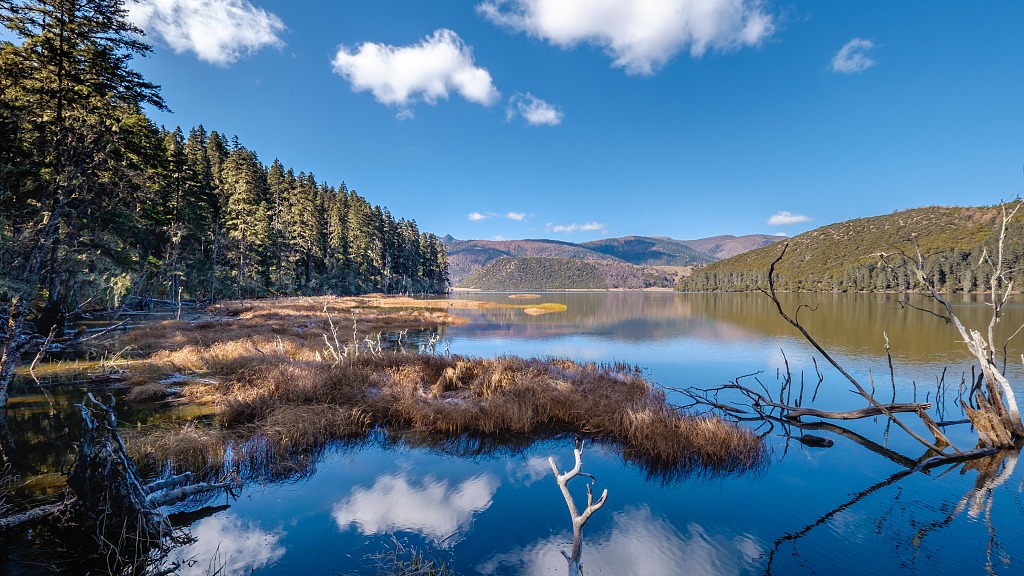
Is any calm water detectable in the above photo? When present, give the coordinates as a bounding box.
[6,292,1024,575]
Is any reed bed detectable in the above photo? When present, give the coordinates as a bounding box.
[116,297,764,479]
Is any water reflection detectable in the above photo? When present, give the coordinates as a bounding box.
[762,450,1022,575]
[171,513,285,576]
[331,471,500,546]
[449,292,1024,370]
[478,506,762,576]
[505,455,552,487]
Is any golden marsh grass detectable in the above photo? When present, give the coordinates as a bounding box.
[110,296,763,478]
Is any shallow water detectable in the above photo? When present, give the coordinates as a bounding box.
[5,292,1024,575]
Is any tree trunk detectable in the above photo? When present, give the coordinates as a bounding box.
[0,298,32,409]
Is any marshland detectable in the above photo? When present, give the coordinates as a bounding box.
[3,291,1024,575]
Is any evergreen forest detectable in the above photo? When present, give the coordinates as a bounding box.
[0,0,449,336]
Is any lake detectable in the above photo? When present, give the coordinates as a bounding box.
[4,291,1023,575]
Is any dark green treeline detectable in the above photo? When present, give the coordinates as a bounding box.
[0,0,448,328]
[143,126,449,301]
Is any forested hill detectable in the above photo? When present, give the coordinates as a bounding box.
[678,204,1020,293]
[443,237,621,285]
[0,0,447,331]
[458,257,683,291]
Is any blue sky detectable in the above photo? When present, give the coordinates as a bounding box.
[124,1,1023,242]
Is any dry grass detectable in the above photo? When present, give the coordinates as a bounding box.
[112,296,763,479]
[124,382,169,402]
[129,422,227,475]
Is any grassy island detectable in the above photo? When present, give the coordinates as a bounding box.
[104,297,764,479]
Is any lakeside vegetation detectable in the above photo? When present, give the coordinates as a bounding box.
[679,204,1021,292]
[113,297,762,479]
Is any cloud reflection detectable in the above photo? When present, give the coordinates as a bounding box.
[172,513,285,576]
[332,472,499,546]
[478,506,761,575]
[506,455,552,487]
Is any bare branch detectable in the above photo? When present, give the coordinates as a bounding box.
[760,244,951,455]
[550,440,608,573]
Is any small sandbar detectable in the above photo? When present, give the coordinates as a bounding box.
[508,294,542,299]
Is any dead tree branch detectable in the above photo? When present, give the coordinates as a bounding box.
[882,202,1024,446]
[759,244,952,456]
[550,439,608,576]
[0,394,237,573]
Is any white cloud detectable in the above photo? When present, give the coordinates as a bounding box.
[332,472,499,546]
[773,232,787,237]
[767,211,811,226]
[332,29,500,116]
[831,38,876,74]
[546,221,607,234]
[477,0,774,75]
[506,211,527,221]
[171,514,286,576]
[507,93,563,126]
[478,506,762,576]
[469,211,495,221]
[127,0,285,66]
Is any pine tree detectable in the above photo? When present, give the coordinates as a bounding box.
[0,0,165,324]
[180,125,216,299]
[221,146,271,298]
[0,0,165,403]
[266,159,291,291]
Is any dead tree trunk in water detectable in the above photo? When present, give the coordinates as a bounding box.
[550,439,608,576]
[0,394,235,571]
[0,297,33,409]
[885,200,1024,448]
[683,235,1019,471]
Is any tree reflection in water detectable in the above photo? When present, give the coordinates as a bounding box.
[763,449,1019,575]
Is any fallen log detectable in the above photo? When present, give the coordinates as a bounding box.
[0,502,62,531]
[783,402,932,422]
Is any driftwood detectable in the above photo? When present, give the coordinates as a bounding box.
[0,502,63,531]
[875,200,1024,447]
[550,439,608,576]
[0,394,237,572]
[784,403,931,421]
[760,245,951,456]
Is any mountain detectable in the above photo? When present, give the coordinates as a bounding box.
[458,257,686,291]
[677,204,1016,293]
[444,234,783,286]
[444,237,610,285]
[580,236,716,266]
[679,234,784,260]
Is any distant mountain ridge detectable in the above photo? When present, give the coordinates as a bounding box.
[580,236,717,267]
[444,233,784,287]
